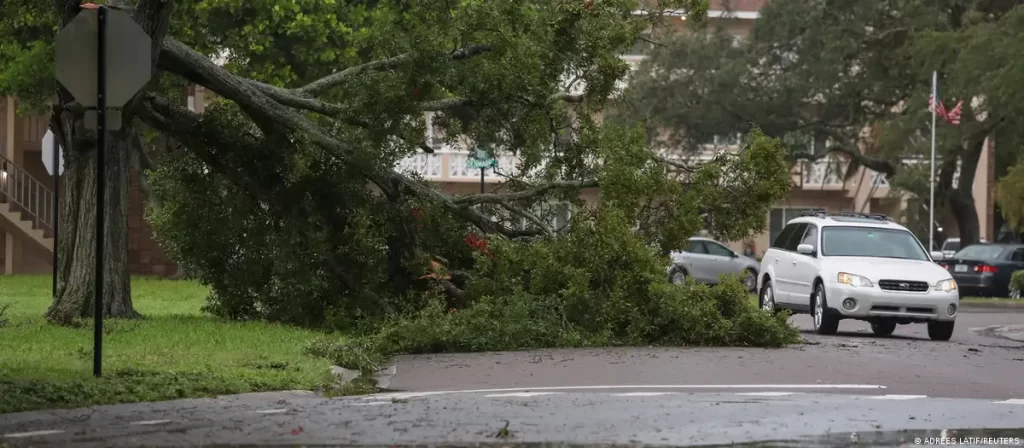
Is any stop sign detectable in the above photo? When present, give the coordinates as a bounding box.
[55,8,152,108]
[41,130,65,176]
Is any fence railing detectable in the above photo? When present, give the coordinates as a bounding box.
[0,152,55,235]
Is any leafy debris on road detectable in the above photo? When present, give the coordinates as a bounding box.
[495,420,513,439]
[968,348,981,353]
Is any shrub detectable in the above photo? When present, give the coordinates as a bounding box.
[1011,271,1024,297]
[305,211,800,373]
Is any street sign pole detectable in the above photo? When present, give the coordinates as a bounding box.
[52,131,59,300]
[480,168,485,194]
[93,5,108,378]
[55,2,153,379]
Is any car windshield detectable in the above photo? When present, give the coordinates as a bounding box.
[821,226,929,260]
[953,244,1005,260]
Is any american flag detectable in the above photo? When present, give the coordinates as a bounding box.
[929,95,963,126]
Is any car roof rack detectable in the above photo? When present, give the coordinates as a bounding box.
[799,209,828,218]
[826,211,895,222]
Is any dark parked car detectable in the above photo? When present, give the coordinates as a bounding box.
[938,243,1024,297]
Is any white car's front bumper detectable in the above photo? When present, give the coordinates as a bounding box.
[823,281,959,322]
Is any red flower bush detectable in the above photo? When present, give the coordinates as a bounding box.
[464,232,492,256]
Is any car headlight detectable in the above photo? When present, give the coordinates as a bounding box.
[837,272,873,287]
[935,278,958,293]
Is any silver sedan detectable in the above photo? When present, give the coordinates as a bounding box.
[667,237,760,292]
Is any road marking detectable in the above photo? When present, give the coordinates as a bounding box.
[363,384,887,400]
[867,395,927,400]
[485,392,564,398]
[253,409,289,414]
[612,392,677,397]
[736,392,797,396]
[130,419,172,425]
[350,402,391,406]
[3,429,65,438]
[994,399,1024,404]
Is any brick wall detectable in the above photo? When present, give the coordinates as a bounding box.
[127,173,179,277]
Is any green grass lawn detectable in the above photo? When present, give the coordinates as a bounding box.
[0,275,334,414]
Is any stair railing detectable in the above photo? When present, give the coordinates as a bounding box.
[0,151,55,235]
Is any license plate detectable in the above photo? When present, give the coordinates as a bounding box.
[955,264,968,272]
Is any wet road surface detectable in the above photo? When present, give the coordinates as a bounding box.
[2,390,1023,446]
[2,310,1023,446]
[384,310,1024,400]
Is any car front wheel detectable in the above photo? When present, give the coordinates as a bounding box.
[927,320,955,341]
[812,283,840,335]
[760,282,776,314]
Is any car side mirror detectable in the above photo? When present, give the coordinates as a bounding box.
[930,251,944,261]
[730,251,739,258]
[796,244,815,256]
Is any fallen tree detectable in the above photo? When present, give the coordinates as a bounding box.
[2,0,798,349]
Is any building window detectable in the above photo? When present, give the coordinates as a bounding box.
[769,208,818,247]
[705,133,742,147]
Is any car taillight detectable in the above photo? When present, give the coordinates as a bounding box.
[938,263,949,270]
[975,265,998,273]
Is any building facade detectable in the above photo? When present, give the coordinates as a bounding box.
[0,97,178,275]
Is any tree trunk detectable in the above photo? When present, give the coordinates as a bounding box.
[43,0,175,324]
[949,188,980,248]
[946,138,986,248]
[45,125,137,324]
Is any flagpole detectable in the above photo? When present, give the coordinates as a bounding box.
[929,70,937,253]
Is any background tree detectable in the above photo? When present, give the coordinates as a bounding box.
[622,0,1024,248]
[996,160,1024,238]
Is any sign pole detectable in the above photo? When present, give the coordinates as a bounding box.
[52,131,59,299]
[929,70,937,254]
[94,5,107,378]
[56,0,152,380]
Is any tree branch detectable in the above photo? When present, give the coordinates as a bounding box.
[157,39,561,239]
[298,44,493,96]
[452,180,599,206]
[499,203,555,237]
[418,92,583,112]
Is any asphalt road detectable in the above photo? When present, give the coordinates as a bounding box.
[2,390,1023,446]
[384,310,1024,400]
[2,310,1023,446]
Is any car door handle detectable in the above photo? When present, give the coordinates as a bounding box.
[791,261,797,266]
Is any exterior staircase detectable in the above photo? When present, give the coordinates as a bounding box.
[0,154,55,255]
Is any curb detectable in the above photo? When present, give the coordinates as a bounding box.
[960,302,1024,311]
[330,364,397,389]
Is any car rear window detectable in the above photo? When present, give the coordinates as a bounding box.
[953,245,1005,260]
[942,240,960,251]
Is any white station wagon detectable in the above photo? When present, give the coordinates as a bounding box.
[757,211,959,341]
